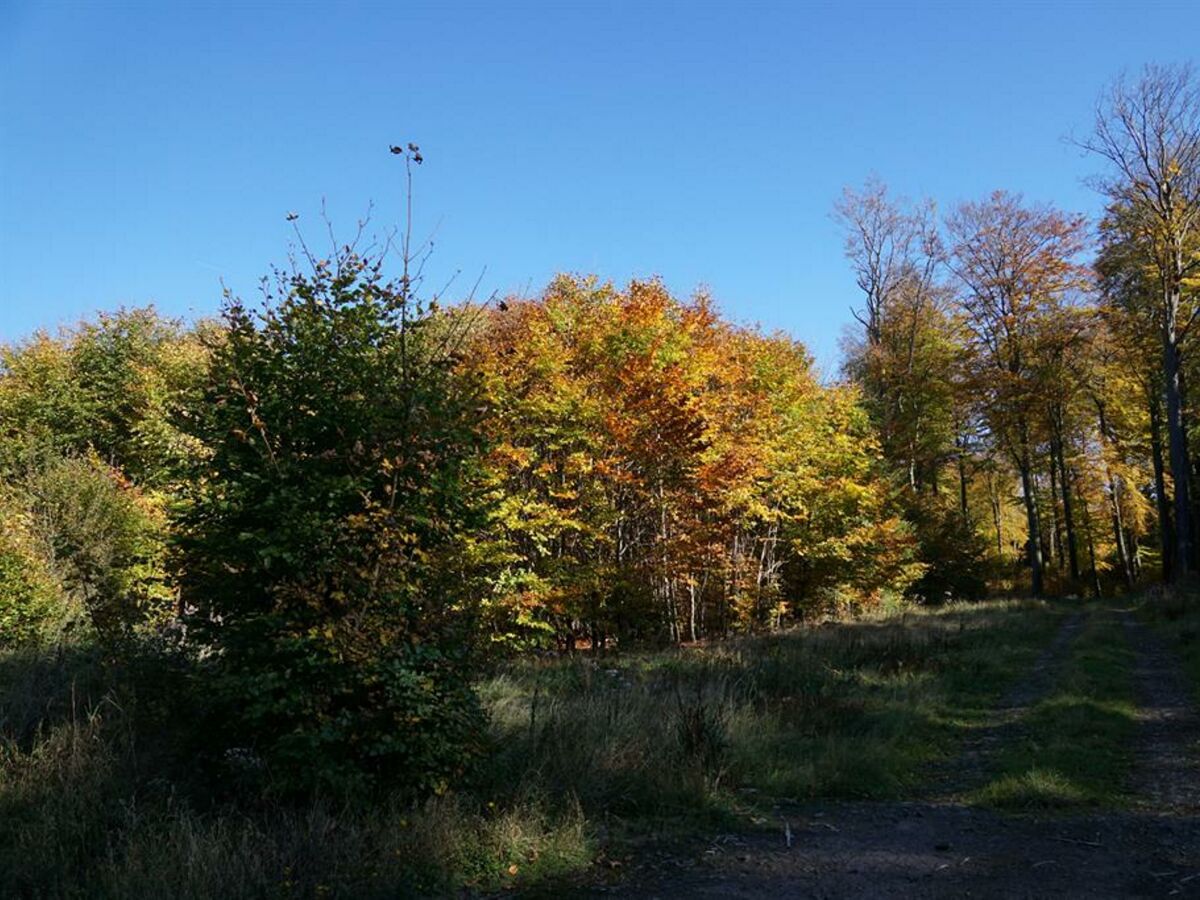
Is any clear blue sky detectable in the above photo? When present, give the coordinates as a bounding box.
[2,1,1197,372]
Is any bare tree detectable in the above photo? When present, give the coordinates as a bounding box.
[835,179,951,490]
[1080,64,1200,579]
[834,178,941,348]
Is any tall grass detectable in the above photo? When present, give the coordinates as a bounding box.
[481,599,1063,816]
[0,599,1062,897]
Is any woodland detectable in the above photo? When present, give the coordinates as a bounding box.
[3,65,1200,897]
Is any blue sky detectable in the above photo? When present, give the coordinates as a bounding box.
[2,1,1197,372]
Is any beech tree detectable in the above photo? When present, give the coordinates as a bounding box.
[946,192,1089,596]
[1083,64,1200,579]
[465,275,922,646]
[835,179,954,492]
[1095,207,1176,578]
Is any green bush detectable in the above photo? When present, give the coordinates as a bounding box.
[177,248,490,796]
[0,517,61,648]
[22,452,173,641]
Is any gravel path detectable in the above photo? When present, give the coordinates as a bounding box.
[595,803,1200,898]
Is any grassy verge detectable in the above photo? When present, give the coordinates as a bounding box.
[971,606,1137,810]
[0,599,1065,897]
[481,599,1064,821]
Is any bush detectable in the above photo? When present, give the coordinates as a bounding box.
[0,515,61,649]
[177,246,490,796]
[22,452,173,641]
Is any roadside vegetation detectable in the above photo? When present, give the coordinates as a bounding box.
[1,599,1063,897]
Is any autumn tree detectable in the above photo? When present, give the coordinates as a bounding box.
[0,308,207,487]
[836,181,988,601]
[0,308,205,643]
[1095,208,1175,578]
[946,192,1090,596]
[835,179,955,491]
[465,275,921,645]
[1082,64,1200,579]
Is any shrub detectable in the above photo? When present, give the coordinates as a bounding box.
[22,452,173,641]
[177,244,490,796]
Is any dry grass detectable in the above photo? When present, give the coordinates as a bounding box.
[0,599,1064,897]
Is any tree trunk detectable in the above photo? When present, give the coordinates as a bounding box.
[1047,450,1063,571]
[1164,280,1192,579]
[957,436,970,525]
[1109,475,1135,590]
[1094,399,1135,590]
[1073,466,1103,599]
[1149,389,1174,581]
[988,469,1003,558]
[1053,429,1081,583]
[687,583,697,643]
[1018,427,1044,596]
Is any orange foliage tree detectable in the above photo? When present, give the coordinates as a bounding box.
[463,275,921,648]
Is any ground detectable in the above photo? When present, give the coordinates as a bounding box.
[6,598,1199,897]
[582,606,1200,899]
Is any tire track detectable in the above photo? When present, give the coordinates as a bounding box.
[923,609,1085,800]
[601,607,1200,899]
[1120,611,1200,814]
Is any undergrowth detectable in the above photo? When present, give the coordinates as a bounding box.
[0,599,1064,897]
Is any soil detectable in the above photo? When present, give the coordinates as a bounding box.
[584,608,1200,899]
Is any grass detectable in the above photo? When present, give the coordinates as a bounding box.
[0,598,1066,897]
[971,606,1138,810]
[482,600,1066,815]
[1139,583,1200,699]
[0,648,590,898]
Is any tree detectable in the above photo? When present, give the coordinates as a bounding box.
[1095,208,1175,579]
[835,179,955,492]
[947,192,1089,596]
[0,308,204,642]
[1082,64,1200,579]
[177,202,490,794]
[465,275,922,643]
[0,308,207,487]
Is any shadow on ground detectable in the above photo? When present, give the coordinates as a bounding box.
[592,801,1200,898]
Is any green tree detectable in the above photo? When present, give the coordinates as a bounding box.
[177,235,489,795]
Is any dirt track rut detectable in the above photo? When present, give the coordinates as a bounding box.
[1122,611,1200,814]
[590,607,1200,899]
